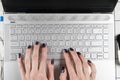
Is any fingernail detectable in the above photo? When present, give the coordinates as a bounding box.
[35,41,39,45]
[51,59,54,65]
[69,48,74,51]
[64,49,68,53]
[77,52,81,55]
[88,60,92,63]
[61,66,65,73]
[18,53,21,58]
[28,45,32,49]
[42,43,46,47]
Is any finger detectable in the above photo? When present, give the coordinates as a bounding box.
[68,48,84,78]
[88,60,96,80]
[32,41,40,71]
[59,67,67,80]
[39,43,47,75]
[77,52,90,79]
[63,49,77,79]
[25,45,32,73]
[18,54,25,80]
[47,59,54,80]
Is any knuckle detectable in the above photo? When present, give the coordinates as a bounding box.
[59,76,64,80]
[48,65,54,69]
[25,59,30,65]
[32,54,38,60]
[75,59,81,65]
[38,73,46,78]
[83,62,89,68]
[19,65,23,70]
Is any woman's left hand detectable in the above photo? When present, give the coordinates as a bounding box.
[18,42,54,80]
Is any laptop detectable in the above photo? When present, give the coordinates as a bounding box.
[1,0,118,80]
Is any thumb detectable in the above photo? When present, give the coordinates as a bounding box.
[47,59,55,80]
[59,66,67,80]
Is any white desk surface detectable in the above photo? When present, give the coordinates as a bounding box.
[115,1,120,80]
[0,0,120,80]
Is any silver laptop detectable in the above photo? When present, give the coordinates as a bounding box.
[1,0,118,80]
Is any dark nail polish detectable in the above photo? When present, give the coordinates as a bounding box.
[61,66,65,73]
[51,59,54,65]
[35,41,39,45]
[64,49,68,53]
[77,52,81,55]
[69,48,74,51]
[88,60,92,63]
[42,43,46,47]
[28,45,32,49]
[18,53,21,58]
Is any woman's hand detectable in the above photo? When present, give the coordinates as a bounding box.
[17,42,54,80]
[59,48,96,80]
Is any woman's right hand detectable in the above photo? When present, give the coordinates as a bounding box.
[59,48,96,80]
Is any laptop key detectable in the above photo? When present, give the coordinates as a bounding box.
[85,41,91,46]
[97,53,104,59]
[71,36,77,40]
[80,29,85,33]
[56,48,61,53]
[103,29,109,33]
[96,35,102,39]
[72,41,78,46]
[93,29,102,33]
[79,42,84,46]
[83,35,89,39]
[50,48,56,53]
[84,54,90,59]
[104,53,109,59]
[66,41,71,46]
[18,35,24,41]
[90,35,95,39]
[10,54,17,61]
[65,36,70,40]
[68,29,73,33]
[82,48,88,52]
[10,28,15,34]
[51,36,57,40]
[104,41,109,46]
[59,41,65,46]
[11,42,19,47]
[53,42,59,46]
[88,47,102,52]
[15,28,22,34]
[91,41,103,46]
[103,47,109,52]
[25,35,31,41]
[31,35,37,41]
[26,41,33,46]
[11,48,22,54]
[91,53,97,59]
[20,42,26,46]
[74,29,80,33]
[86,29,92,33]
[77,35,82,40]
[11,35,18,41]
[103,35,109,40]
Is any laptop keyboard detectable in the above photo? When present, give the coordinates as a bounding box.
[7,24,109,61]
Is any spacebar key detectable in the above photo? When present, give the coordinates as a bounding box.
[47,54,63,60]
